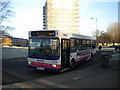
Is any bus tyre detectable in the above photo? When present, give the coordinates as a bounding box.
[90,53,93,60]
[70,60,75,69]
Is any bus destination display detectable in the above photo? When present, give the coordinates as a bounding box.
[31,31,56,37]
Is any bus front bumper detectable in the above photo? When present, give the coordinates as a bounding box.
[27,64,62,72]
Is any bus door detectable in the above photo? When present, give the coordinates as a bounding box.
[61,39,70,68]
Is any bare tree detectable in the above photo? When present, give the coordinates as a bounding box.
[107,22,119,43]
[98,32,111,45]
[0,0,15,24]
[92,30,104,42]
[118,23,120,42]
[0,0,15,38]
[92,22,120,46]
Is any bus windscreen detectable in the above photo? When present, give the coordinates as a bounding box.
[28,38,60,60]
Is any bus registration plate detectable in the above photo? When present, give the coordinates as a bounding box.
[37,67,44,70]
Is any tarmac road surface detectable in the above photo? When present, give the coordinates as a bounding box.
[2,50,119,88]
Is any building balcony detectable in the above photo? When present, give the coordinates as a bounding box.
[75,8,79,11]
[75,4,79,7]
[75,12,79,15]
[75,25,79,27]
[75,16,80,19]
[75,21,79,23]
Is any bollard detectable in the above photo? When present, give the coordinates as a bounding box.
[100,52,110,67]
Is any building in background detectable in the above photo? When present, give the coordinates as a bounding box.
[43,0,80,33]
[11,37,28,47]
[1,37,28,47]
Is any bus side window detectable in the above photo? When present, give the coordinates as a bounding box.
[92,46,95,49]
[70,39,75,53]
[81,39,87,50]
[92,40,96,49]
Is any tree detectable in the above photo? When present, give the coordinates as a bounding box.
[0,25,14,37]
[92,30,104,42]
[0,0,15,24]
[107,22,119,43]
[0,0,15,41]
[2,37,12,46]
[118,23,120,43]
[92,22,120,45]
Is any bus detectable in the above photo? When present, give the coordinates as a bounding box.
[27,30,96,72]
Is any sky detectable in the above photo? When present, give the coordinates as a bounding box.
[3,0,119,39]
[79,0,118,36]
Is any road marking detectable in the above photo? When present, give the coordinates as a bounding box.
[15,81,44,88]
[73,76,83,80]
[2,78,70,88]
[35,79,70,88]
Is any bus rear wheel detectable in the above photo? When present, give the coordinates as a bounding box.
[70,60,75,69]
[90,53,93,60]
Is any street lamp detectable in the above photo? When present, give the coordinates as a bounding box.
[91,18,99,46]
[91,18,98,30]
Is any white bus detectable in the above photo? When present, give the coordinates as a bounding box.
[27,30,96,72]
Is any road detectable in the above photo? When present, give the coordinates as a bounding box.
[2,50,119,88]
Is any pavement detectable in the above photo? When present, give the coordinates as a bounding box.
[1,48,120,88]
[2,47,28,60]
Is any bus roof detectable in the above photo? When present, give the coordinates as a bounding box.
[71,33,96,40]
[57,30,96,40]
[29,30,96,40]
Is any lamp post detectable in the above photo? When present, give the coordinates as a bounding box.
[91,18,99,46]
[91,18,98,30]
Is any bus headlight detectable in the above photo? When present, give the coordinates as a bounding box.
[52,65,56,67]
[28,61,31,64]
